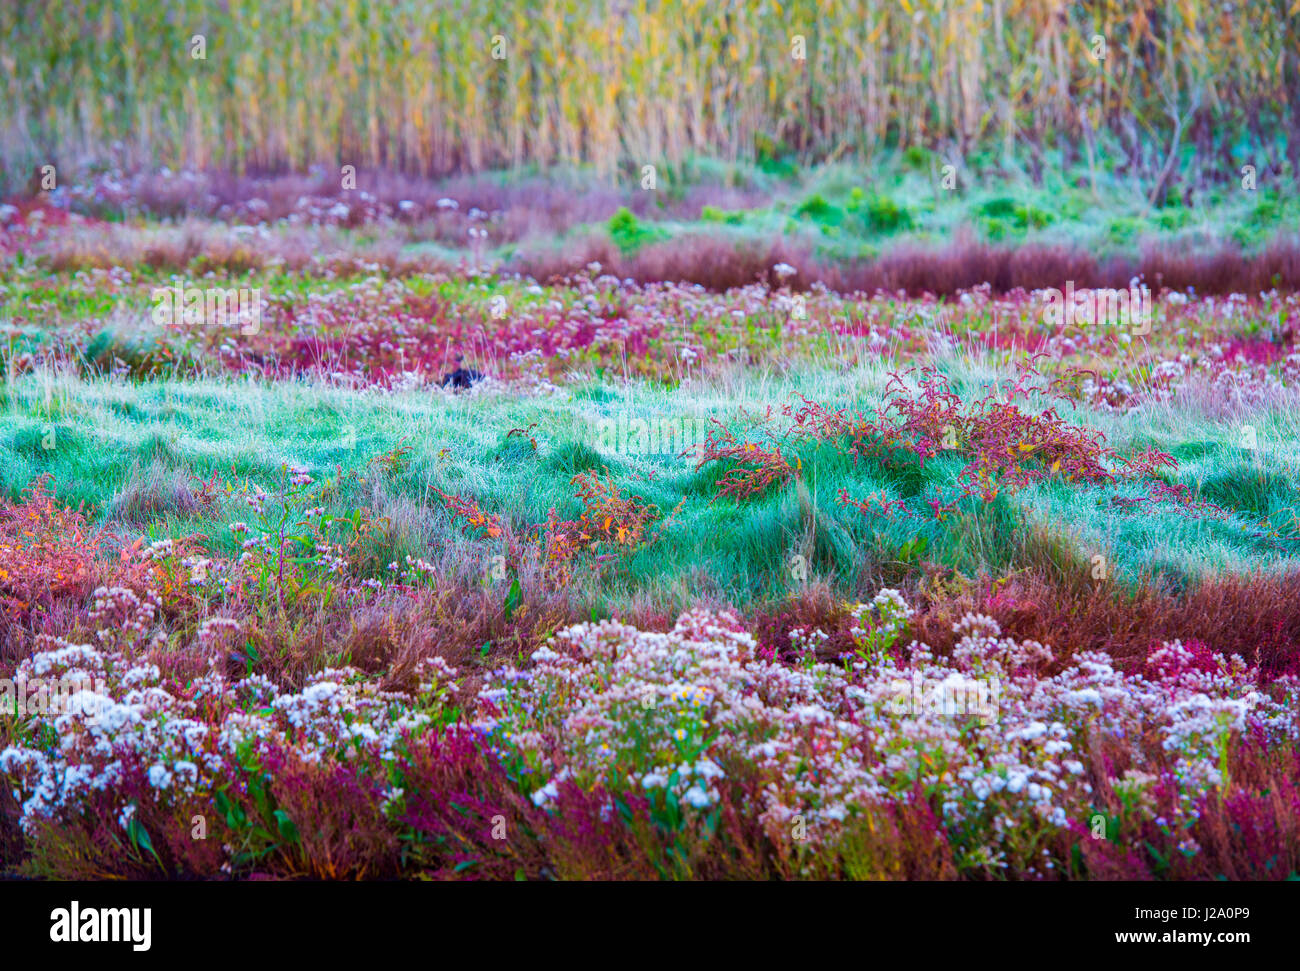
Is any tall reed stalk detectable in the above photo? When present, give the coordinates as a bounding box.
[0,0,1292,186]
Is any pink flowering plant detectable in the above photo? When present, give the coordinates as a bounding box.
[2,587,1298,878]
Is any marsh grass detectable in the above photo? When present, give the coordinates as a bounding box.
[3,353,1297,617]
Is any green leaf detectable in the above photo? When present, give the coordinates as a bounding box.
[273,809,300,845]
[248,774,272,818]
[1070,842,1085,876]
[502,577,522,622]
[215,789,245,828]
[126,814,164,868]
[898,536,928,562]
[126,815,152,853]
[1144,840,1169,872]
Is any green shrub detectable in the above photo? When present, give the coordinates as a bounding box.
[1157,208,1192,231]
[794,193,845,226]
[984,217,1009,241]
[979,196,1018,219]
[1247,196,1284,228]
[1107,217,1141,246]
[903,145,930,170]
[862,192,913,233]
[977,196,1052,235]
[608,207,670,256]
[1015,203,1053,229]
[846,189,912,234]
[700,205,745,226]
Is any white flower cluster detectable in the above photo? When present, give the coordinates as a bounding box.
[847,588,916,659]
[788,626,829,657]
[4,588,1295,869]
[0,633,456,839]
[477,596,1299,857]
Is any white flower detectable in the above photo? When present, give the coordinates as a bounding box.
[531,781,559,807]
[682,785,713,808]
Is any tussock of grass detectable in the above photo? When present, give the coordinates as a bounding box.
[3,356,1297,610]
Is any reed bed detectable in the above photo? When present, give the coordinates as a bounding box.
[2,0,1294,188]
